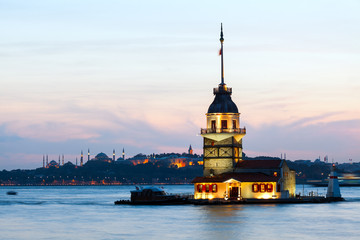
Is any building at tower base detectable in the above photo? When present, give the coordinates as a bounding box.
[192,159,296,200]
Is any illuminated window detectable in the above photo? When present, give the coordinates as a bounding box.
[198,184,203,192]
[260,183,266,193]
[221,120,227,129]
[211,120,216,130]
[252,183,259,192]
[233,120,236,129]
[266,184,273,192]
[273,172,278,177]
[212,184,217,193]
[205,184,210,193]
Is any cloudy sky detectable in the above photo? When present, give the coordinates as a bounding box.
[1,0,359,170]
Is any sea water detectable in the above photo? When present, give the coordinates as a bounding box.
[1,185,360,240]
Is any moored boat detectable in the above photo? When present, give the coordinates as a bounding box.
[114,186,189,205]
[6,191,17,195]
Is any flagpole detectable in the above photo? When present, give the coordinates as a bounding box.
[220,23,224,85]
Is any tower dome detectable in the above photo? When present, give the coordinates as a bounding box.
[207,85,238,113]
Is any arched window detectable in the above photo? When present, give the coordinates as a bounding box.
[260,183,266,193]
[266,183,273,192]
[211,120,216,131]
[221,120,227,129]
[205,184,210,192]
[252,183,259,192]
[197,184,203,193]
[212,184,217,193]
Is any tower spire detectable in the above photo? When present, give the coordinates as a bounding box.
[220,23,225,85]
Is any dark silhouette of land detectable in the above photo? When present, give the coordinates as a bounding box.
[1,152,359,185]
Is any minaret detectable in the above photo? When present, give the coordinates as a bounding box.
[76,157,78,166]
[43,155,45,168]
[62,154,64,165]
[80,150,83,166]
[88,149,90,162]
[326,164,342,200]
[201,24,246,176]
[46,155,49,168]
[122,148,125,160]
[113,149,115,162]
[58,155,60,166]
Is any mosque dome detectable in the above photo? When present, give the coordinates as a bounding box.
[48,160,59,167]
[207,85,238,114]
[95,152,110,161]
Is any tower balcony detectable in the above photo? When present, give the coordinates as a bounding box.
[213,86,232,95]
[201,127,246,135]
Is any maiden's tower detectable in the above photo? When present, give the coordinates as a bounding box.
[192,25,296,201]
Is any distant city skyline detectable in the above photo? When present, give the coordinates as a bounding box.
[1,0,360,170]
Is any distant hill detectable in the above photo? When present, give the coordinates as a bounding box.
[1,153,358,185]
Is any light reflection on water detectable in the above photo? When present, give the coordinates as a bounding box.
[1,185,360,240]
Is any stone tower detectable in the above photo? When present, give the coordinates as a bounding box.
[188,145,193,155]
[201,24,246,176]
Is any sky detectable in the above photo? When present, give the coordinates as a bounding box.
[0,0,359,170]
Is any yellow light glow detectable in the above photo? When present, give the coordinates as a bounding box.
[257,193,272,199]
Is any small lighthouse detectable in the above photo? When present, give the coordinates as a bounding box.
[326,164,343,201]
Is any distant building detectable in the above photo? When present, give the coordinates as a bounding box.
[43,155,64,168]
[125,152,203,168]
[192,25,296,201]
[93,152,112,163]
[188,145,193,155]
[47,160,59,168]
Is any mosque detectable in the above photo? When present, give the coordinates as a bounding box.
[42,148,126,168]
[192,25,296,201]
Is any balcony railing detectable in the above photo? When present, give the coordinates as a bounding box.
[213,87,232,94]
[200,127,246,134]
